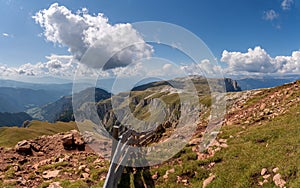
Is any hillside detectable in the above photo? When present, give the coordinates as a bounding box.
[0,112,32,127]
[27,88,112,122]
[0,80,299,187]
[0,120,77,148]
[151,80,300,187]
[0,87,69,113]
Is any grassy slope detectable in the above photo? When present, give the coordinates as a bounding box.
[0,120,77,148]
[210,103,300,188]
[152,82,300,188]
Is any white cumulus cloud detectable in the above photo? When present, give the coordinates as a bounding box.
[263,10,279,21]
[33,3,153,70]
[281,0,294,10]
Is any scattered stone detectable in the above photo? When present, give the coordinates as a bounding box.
[273,173,286,188]
[263,174,271,179]
[203,174,216,188]
[261,168,268,176]
[260,103,266,110]
[78,165,86,171]
[81,172,89,179]
[208,162,215,168]
[273,167,279,173]
[220,143,228,148]
[168,168,175,173]
[42,170,60,179]
[219,139,227,143]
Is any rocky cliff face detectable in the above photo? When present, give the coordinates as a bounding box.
[95,76,240,133]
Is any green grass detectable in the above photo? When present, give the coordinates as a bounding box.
[0,120,77,147]
[209,103,300,188]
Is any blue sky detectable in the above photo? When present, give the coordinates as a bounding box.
[0,0,299,81]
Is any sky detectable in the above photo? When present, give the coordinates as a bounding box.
[0,0,300,82]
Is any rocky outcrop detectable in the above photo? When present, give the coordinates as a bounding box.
[14,130,86,156]
[0,130,108,187]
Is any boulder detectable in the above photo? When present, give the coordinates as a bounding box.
[62,131,85,150]
[15,140,32,155]
[62,133,74,150]
[273,173,286,188]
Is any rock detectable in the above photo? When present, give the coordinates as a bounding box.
[273,173,286,188]
[74,134,85,151]
[168,168,175,174]
[219,139,227,143]
[273,167,279,173]
[81,172,89,179]
[13,165,20,172]
[62,133,74,150]
[182,179,189,185]
[220,143,228,148]
[176,176,182,183]
[152,171,158,180]
[37,151,44,156]
[31,142,41,151]
[261,168,268,176]
[163,171,169,179]
[42,170,60,179]
[15,140,32,155]
[78,165,86,171]
[16,177,26,185]
[263,174,271,179]
[208,162,215,168]
[47,182,62,188]
[260,103,266,110]
[203,174,216,188]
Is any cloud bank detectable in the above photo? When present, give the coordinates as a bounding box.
[0,55,78,79]
[221,46,300,74]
